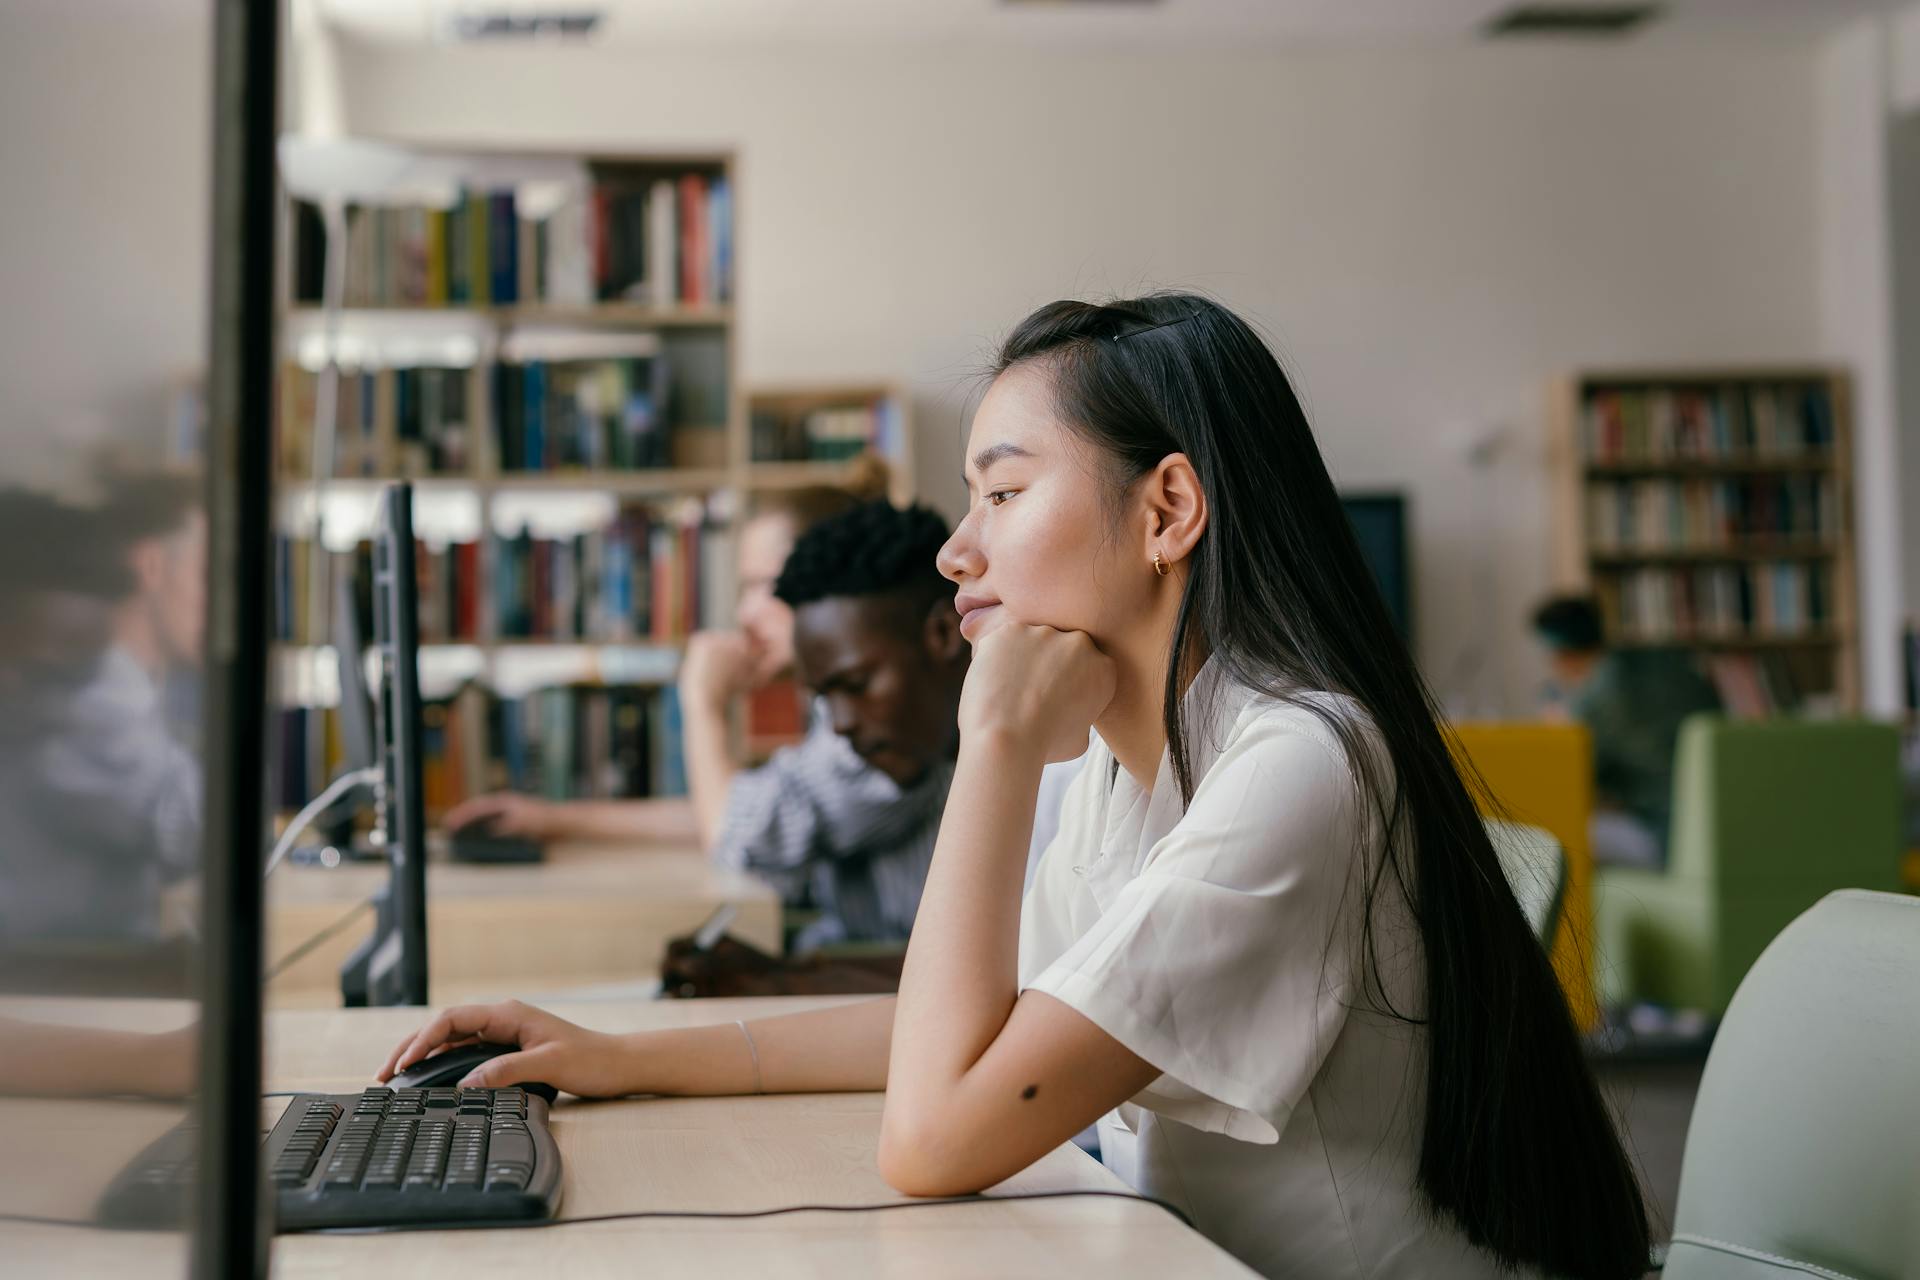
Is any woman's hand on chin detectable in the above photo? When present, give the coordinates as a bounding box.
[958,622,1115,764]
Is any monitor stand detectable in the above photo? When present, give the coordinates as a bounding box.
[339,884,408,1007]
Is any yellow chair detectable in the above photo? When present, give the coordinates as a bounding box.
[1449,722,1598,1030]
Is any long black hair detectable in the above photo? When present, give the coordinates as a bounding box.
[995,293,1649,1278]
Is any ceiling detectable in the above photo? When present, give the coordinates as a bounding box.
[312,0,1907,50]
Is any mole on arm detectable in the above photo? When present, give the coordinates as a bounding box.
[1021,1084,1039,1101]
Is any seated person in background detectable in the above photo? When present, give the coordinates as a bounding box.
[445,459,889,846]
[1532,594,1722,869]
[0,475,206,945]
[719,501,969,951]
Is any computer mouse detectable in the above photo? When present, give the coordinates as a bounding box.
[446,820,545,864]
[388,1041,558,1101]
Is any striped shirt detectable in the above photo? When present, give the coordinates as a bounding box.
[711,706,950,952]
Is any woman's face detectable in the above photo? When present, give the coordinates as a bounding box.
[735,512,798,680]
[937,361,1154,648]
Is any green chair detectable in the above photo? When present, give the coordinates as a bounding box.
[1664,890,1920,1280]
[1485,818,1567,947]
[1594,715,1902,1015]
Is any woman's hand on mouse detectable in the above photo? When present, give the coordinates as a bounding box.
[958,622,1116,765]
[377,1000,634,1098]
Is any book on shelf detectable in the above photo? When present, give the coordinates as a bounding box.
[274,702,347,816]
[278,363,473,479]
[1593,561,1832,644]
[1585,474,1835,553]
[750,396,901,464]
[746,678,809,758]
[1582,382,1836,465]
[443,683,689,813]
[290,169,732,310]
[490,351,675,472]
[1704,652,1802,718]
[274,682,690,820]
[273,507,730,646]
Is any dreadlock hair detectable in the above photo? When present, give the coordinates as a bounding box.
[774,500,955,627]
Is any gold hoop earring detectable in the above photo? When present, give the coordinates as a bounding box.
[1152,549,1169,577]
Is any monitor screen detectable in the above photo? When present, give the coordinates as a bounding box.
[332,566,376,775]
[340,484,430,1008]
[1341,492,1413,643]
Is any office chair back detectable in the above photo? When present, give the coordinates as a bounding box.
[1664,890,1920,1280]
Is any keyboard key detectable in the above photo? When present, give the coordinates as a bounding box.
[484,1165,530,1192]
[484,1131,534,1172]
[321,1163,368,1189]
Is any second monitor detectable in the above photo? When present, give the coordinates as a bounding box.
[340,481,429,1007]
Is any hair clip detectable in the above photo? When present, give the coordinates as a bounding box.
[1106,310,1203,343]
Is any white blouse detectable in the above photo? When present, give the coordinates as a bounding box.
[1018,662,1518,1279]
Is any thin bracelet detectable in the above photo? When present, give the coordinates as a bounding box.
[733,1019,764,1095]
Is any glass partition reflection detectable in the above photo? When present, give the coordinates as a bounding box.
[0,3,215,1274]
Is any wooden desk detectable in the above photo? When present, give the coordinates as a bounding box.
[267,834,782,1008]
[2,997,1252,1278]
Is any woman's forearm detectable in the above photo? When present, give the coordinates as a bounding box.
[681,695,739,849]
[618,996,895,1097]
[885,733,1045,1111]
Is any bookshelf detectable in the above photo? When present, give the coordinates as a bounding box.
[747,383,916,505]
[270,145,917,820]
[1550,367,1859,714]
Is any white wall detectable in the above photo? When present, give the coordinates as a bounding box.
[1818,17,1906,716]
[335,37,1822,714]
[0,9,210,494]
[1885,4,1920,691]
[1889,108,1920,673]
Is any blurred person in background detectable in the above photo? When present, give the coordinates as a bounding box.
[1532,594,1722,869]
[718,499,970,950]
[0,471,206,943]
[448,459,889,848]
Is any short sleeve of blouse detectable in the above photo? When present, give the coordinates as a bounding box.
[1020,706,1381,1144]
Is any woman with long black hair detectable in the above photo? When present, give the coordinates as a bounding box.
[381,293,1650,1278]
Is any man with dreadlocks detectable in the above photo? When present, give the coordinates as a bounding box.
[709,501,971,952]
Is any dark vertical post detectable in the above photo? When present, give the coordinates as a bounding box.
[195,0,278,1274]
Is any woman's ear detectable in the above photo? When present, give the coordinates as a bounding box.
[1142,452,1208,567]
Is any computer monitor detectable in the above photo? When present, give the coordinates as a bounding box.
[332,564,376,775]
[1340,492,1413,643]
[338,482,429,1007]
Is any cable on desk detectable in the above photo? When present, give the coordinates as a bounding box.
[265,898,373,982]
[301,1189,1197,1235]
[0,1189,1195,1235]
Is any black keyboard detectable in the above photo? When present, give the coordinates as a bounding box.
[98,1085,564,1231]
